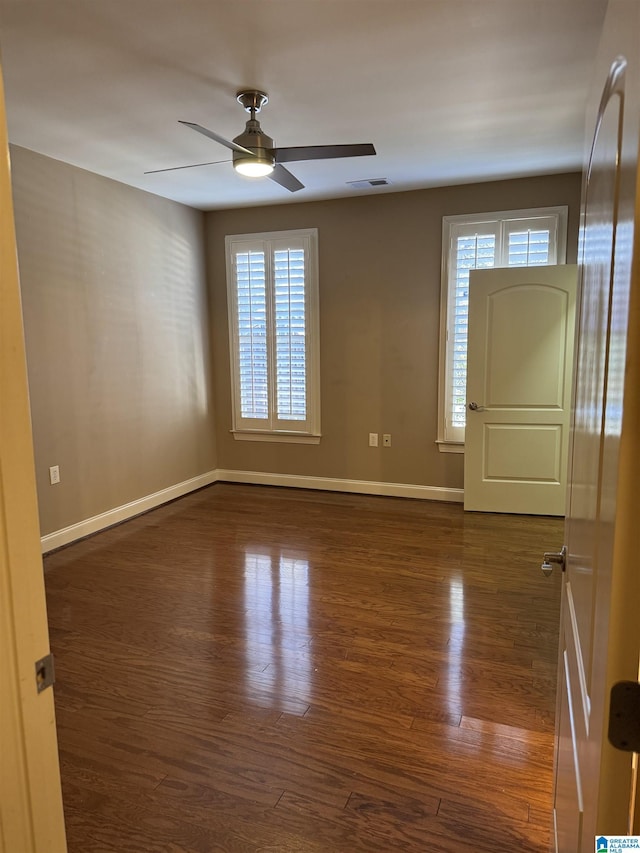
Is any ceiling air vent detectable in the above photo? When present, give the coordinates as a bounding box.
[347,178,392,189]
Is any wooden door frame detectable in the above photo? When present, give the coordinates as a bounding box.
[0,60,67,852]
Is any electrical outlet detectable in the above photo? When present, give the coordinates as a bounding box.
[382,434,392,447]
[49,465,60,485]
[369,433,379,447]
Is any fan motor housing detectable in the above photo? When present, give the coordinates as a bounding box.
[233,120,275,168]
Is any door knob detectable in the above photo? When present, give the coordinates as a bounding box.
[541,545,566,576]
[468,402,485,411]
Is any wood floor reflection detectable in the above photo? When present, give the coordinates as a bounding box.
[44,483,563,852]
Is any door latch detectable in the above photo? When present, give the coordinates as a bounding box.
[541,545,566,576]
[35,653,55,693]
[608,681,640,752]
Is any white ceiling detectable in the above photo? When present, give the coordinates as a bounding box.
[0,0,607,211]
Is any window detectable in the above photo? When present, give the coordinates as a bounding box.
[438,206,568,450]
[226,229,320,442]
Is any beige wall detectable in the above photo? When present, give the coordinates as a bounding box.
[10,151,581,539]
[11,146,216,536]
[207,173,582,491]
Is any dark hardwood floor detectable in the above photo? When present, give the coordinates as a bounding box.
[44,483,564,852]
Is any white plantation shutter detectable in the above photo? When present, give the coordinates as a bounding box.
[274,247,306,421]
[507,230,550,266]
[226,230,320,439]
[504,214,557,267]
[440,208,567,445]
[236,250,268,419]
[450,231,497,431]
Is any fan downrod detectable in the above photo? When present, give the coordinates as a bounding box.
[236,90,269,114]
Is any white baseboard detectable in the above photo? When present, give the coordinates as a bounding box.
[41,468,463,552]
[215,469,464,504]
[40,470,218,553]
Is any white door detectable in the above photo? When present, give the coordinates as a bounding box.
[0,62,67,851]
[464,265,577,515]
[552,1,640,848]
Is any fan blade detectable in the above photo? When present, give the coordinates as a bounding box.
[268,164,304,193]
[274,143,376,163]
[178,121,254,155]
[144,158,230,175]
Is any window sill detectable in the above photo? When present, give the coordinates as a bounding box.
[436,440,464,454]
[232,431,321,445]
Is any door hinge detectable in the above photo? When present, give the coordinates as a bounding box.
[35,653,55,693]
[608,681,640,752]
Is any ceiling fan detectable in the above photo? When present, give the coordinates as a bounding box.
[147,90,376,192]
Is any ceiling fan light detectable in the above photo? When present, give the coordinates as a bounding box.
[234,157,274,177]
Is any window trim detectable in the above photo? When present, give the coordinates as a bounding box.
[437,206,568,452]
[225,228,321,443]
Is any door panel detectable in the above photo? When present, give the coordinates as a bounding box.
[485,285,570,407]
[555,645,584,853]
[554,54,624,850]
[464,265,577,515]
[568,80,621,695]
[483,424,562,481]
[552,0,640,843]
